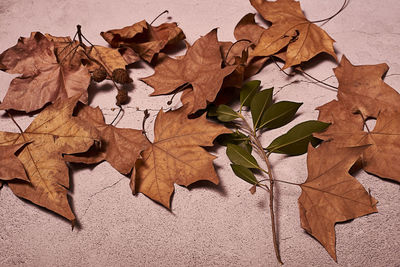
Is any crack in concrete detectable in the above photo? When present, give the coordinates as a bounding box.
[81,177,125,218]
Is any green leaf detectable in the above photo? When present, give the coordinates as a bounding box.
[266,120,330,155]
[217,132,253,154]
[207,104,218,117]
[230,164,258,185]
[240,142,253,155]
[216,105,240,122]
[217,131,250,146]
[227,143,260,169]
[250,88,273,128]
[258,101,302,130]
[240,80,261,107]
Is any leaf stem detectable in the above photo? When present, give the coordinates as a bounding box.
[309,0,348,24]
[109,106,124,126]
[6,111,23,134]
[150,10,169,26]
[76,25,83,45]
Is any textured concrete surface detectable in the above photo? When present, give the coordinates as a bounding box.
[0,0,399,266]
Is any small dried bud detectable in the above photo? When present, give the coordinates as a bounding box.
[92,67,107,82]
[249,185,257,195]
[112,68,132,84]
[116,89,129,106]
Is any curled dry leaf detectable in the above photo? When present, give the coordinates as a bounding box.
[64,105,149,175]
[217,13,269,91]
[233,13,269,78]
[0,143,29,182]
[84,46,133,84]
[141,29,236,114]
[316,56,400,182]
[0,32,90,112]
[101,20,185,62]
[46,33,135,84]
[250,0,337,69]
[299,142,378,261]
[132,107,231,208]
[0,94,99,221]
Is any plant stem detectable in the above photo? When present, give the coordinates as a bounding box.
[254,131,283,265]
[76,25,83,45]
[239,113,283,264]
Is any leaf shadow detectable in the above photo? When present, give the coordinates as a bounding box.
[186,177,227,197]
[159,40,188,57]
[86,82,113,105]
[1,104,47,120]
[4,181,74,227]
[300,53,339,71]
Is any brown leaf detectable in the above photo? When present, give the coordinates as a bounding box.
[45,34,135,84]
[234,13,265,45]
[218,41,248,89]
[1,94,99,221]
[0,143,28,182]
[44,34,86,69]
[101,20,185,62]
[250,0,337,69]
[334,55,400,117]
[141,29,236,113]
[84,46,132,84]
[132,107,231,208]
[316,110,400,183]
[0,32,90,112]
[64,105,148,174]
[315,56,400,182]
[299,142,378,261]
[221,13,269,84]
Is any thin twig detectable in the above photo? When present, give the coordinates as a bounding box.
[6,111,23,133]
[109,107,123,126]
[269,56,294,77]
[150,10,169,25]
[309,0,348,24]
[297,69,338,90]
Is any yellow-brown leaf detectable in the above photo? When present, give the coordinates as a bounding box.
[250,0,337,69]
[1,94,99,221]
[132,107,231,208]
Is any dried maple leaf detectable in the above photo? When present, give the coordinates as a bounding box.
[0,94,99,221]
[234,13,265,45]
[299,142,378,261]
[132,107,231,208]
[0,143,28,182]
[316,109,400,183]
[0,32,90,112]
[141,29,236,113]
[316,56,400,182]
[64,105,149,174]
[101,20,185,62]
[250,0,337,69]
[334,55,400,118]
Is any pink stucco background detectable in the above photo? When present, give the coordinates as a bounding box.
[0,0,399,266]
